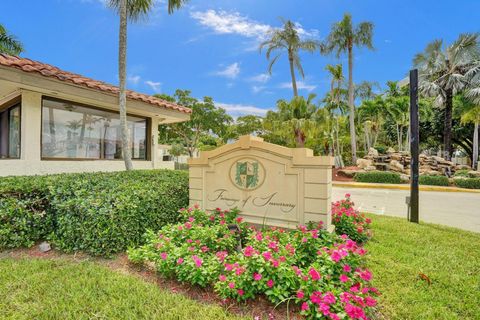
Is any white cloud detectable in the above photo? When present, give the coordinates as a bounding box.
[145,80,162,92]
[293,22,319,39]
[216,102,270,117]
[190,10,272,41]
[279,81,317,92]
[215,62,240,79]
[248,73,271,83]
[128,75,141,85]
[252,86,265,94]
[190,10,319,43]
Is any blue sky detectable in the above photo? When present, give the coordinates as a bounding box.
[2,0,480,117]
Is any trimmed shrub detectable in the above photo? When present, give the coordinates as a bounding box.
[454,177,480,189]
[419,175,450,186]
[354,171,401,184]
[454,169,470,177]
[0,170,189,256]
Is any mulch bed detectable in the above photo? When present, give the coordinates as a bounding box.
[1,246,301,320]
[333,167,359,182]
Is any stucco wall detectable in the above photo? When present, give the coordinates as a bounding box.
[0,90,175,177]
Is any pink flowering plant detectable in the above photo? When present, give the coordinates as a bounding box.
[128,198,379,319]
[331,194,372,243]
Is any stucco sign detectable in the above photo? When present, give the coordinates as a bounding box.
[188,135,333,230]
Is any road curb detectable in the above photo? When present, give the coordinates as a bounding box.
[333,182,480,194]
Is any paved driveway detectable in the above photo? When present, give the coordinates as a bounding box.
[332,186,480,233]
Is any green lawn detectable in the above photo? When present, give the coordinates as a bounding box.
[0,258,242,320]
[365,214,480,319]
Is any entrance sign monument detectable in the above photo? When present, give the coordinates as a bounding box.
[188,136,334,230]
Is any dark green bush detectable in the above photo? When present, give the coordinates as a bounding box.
[454,177,480,189]
[0,170,189,256]
[374,145,388,154]
[419,175,450,186]
[354,171,402,184]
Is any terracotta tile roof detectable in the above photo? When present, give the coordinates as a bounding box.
[0,54,191,114]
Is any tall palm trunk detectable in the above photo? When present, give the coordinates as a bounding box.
[294,128,305,147]
[347,44,357,162]
[288,51,298,97]
[473,122,479,170]
[118,0,133,170]
[444,88,453,161]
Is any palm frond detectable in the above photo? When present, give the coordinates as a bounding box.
[0,24,23,55]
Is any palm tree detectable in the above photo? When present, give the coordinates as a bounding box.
[0,24,23,55]
[325,64,345,162]
[108,0,188,170]
[322,13,374,163]
[271,94,318,147]
[325,64,344,105]
[413,33,480,160]
[461,105,480,169]
[259,19,320,97]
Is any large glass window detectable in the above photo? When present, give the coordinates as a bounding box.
[0,104,21,159]
[42,98,148,160]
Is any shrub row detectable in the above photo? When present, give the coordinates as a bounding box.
[454,177,480,189]
[418,175,450,186]
[0,170,189,256]
[354,171,402,184]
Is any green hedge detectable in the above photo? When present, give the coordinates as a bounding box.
[0,170,189,256]
[354,171,402,184]
[419,175,450,186]
[454,178,480,189]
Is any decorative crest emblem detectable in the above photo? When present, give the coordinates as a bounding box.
[230,158,265,190]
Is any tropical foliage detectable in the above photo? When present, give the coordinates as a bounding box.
[0,24,23,55]
[260,19,320,97]
[321,13,374,163]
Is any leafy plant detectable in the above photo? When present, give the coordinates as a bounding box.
[0,170,188,256]
[419,175,450,186]
[354,171,401,184]
[454,177,480,189]
[331,194,372,243]
[129,203,379,319]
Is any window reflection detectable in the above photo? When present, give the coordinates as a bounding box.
[0,104,21,159]
[42,98,147,160]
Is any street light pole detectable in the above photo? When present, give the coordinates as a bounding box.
[409,69,419,223]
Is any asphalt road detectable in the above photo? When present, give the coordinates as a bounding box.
[332,186,480,233]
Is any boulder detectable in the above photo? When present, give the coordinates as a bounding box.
[426,170,442,176]
[400,174,410,183]
[39,242,51,253]
[337,169,360,178]
[390,160,404,172]
[468,170,480,178]
[390,153,402,161]
[456,164,471,170]
[368,147,379,157]
[386,147,396,154]
[356,158,373,169]
[364,165,377,172]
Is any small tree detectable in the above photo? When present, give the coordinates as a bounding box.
[157,90,233,157]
